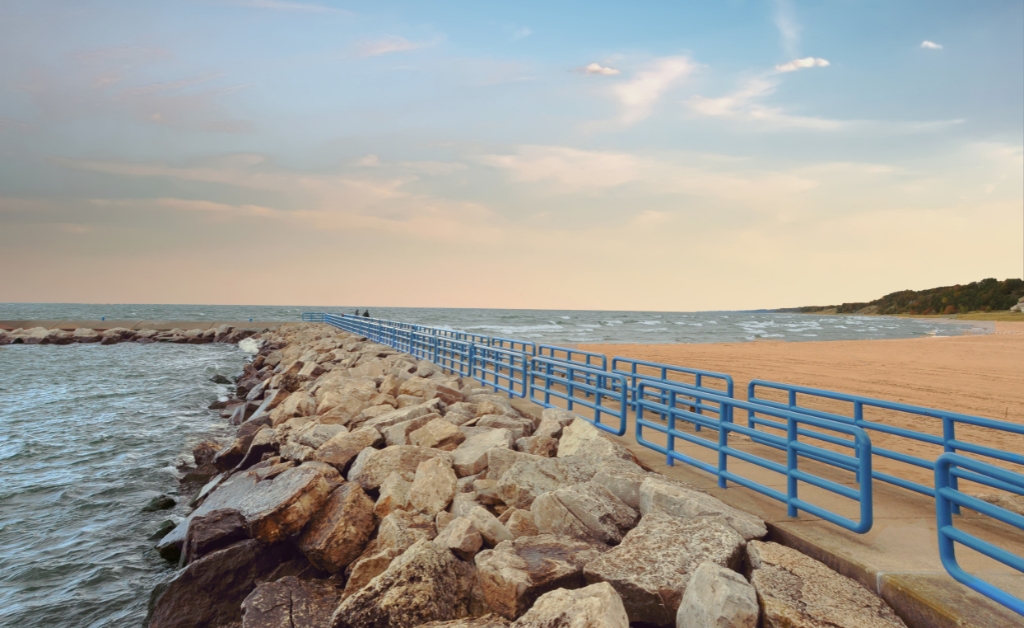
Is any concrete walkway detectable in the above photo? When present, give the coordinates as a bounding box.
[606,412,1024,628]
[0,320,286,332]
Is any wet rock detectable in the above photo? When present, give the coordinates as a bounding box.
[531,481,637,544]
[150,520,177,541]
[434,516,483,560]
[237,466,332,543]
[211,374,233,385]
[411,417,467,451]
[237,427,280,470]
[676,562,758,628]
[147,539,300,628]
[182,509,248,565]
[347,445,453,491]
[315,426,383,473]
[157,470,261,562]
[330,539,475,628]
[556,418,635,462]
[143,494,177,512]
[475,534,608,620]
[639,476,766,541]
[375,471,414,517]
[241,575,341,628]
[468,505,513,547]
[215,419,272,471]
[747,541,906,628]
[496,456,597,509]
[583,513,746,627]
[452,429,515,477]
[511,582,629,628]
[297,483,375,573]
[410,456,458,516]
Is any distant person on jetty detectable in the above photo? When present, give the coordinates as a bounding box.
[363,310,370,317]
[354,309,362,316]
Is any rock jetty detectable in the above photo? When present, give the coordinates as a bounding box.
[147,323,908,628]
[0,324,257,345]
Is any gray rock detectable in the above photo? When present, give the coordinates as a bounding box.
[330,539,475,628]
[676,562,758,628]
[297,423,347,449]
[747,541,906,628]
[475,534,608,619]
[241,575,341,628]
[531,481,638,544]
[583,513,746,626]
[639,476,767,541]
[182,509,248,565]
[157,470,261,562]
[511,582,629,628]
[496,456,597,509]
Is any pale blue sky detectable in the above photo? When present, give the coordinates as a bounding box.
[1,1,1021,309]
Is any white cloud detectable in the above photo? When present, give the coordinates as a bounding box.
[511,27,533,41]
[773,0,801,58]
[354,36,439,58]
[355,154,380,167]
[582,63,620,76]
[227,0,343,13]
[775,57,830,73]
[612,56,696,124]
[921,40,943,50]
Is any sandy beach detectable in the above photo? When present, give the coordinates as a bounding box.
[582,321,1024,491]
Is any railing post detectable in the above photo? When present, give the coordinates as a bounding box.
[944,417,961,515]
[787,416,798,518]
[667,387,676,467]
[718,399,729,489]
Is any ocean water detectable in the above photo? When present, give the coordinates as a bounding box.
[0,303,991,344]
[0,343,244,627]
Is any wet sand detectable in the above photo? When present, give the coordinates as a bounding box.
[582,321,1024,490]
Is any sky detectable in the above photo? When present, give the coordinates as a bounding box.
[0,0,1021,311]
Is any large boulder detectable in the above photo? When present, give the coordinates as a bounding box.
[72,327,101,343]
[147,540,302,628]
[237,466,332,543]
[297,483,375,573]
[347,445,453,491]
[452,429,515,477]
[475,534,608,620]
[590,459,651,509]
[556,418,635,462]
[270,391,316,427]
[511,582,629,628]
[496,456,597,509]
[747,541,906,628]
[583,513,746,627]
[360,398,443,432]
[330,539,475,628]
[676,562,759,628]
[315,426,382,472]
[530,481,638,544]
[410,456,458,516]
[157,470,261,562]
[341,541,403,600]
[411,418,467,451]
[182,509,248,565]
[241,576,342,628]
[639,476,766,541]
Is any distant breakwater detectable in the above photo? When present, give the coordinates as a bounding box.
[0,324,264,346]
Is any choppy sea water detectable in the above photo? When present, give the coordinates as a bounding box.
[0,303,990,344]
[0,343,244,627]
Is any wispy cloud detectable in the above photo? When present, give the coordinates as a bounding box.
[510,27,533,42]
[773,0,801,58]
[775,57,830,73]
[920,40,943,50]
[354,35,440,57]
[687,77,845,130]
[226,0,344,13]
[613,56,696,124]
[581,62,620,76]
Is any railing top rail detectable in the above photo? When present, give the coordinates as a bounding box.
[536,344,607,368]
[530,354,616,378]
[749,378,1024,435]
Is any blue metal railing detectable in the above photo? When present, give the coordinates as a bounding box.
[529,356,627,436]
[472,345,528,398]
[636,380,873,533]
[747,380,1024,503]
[302,310,1024,614]
[935,454,1024,616]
